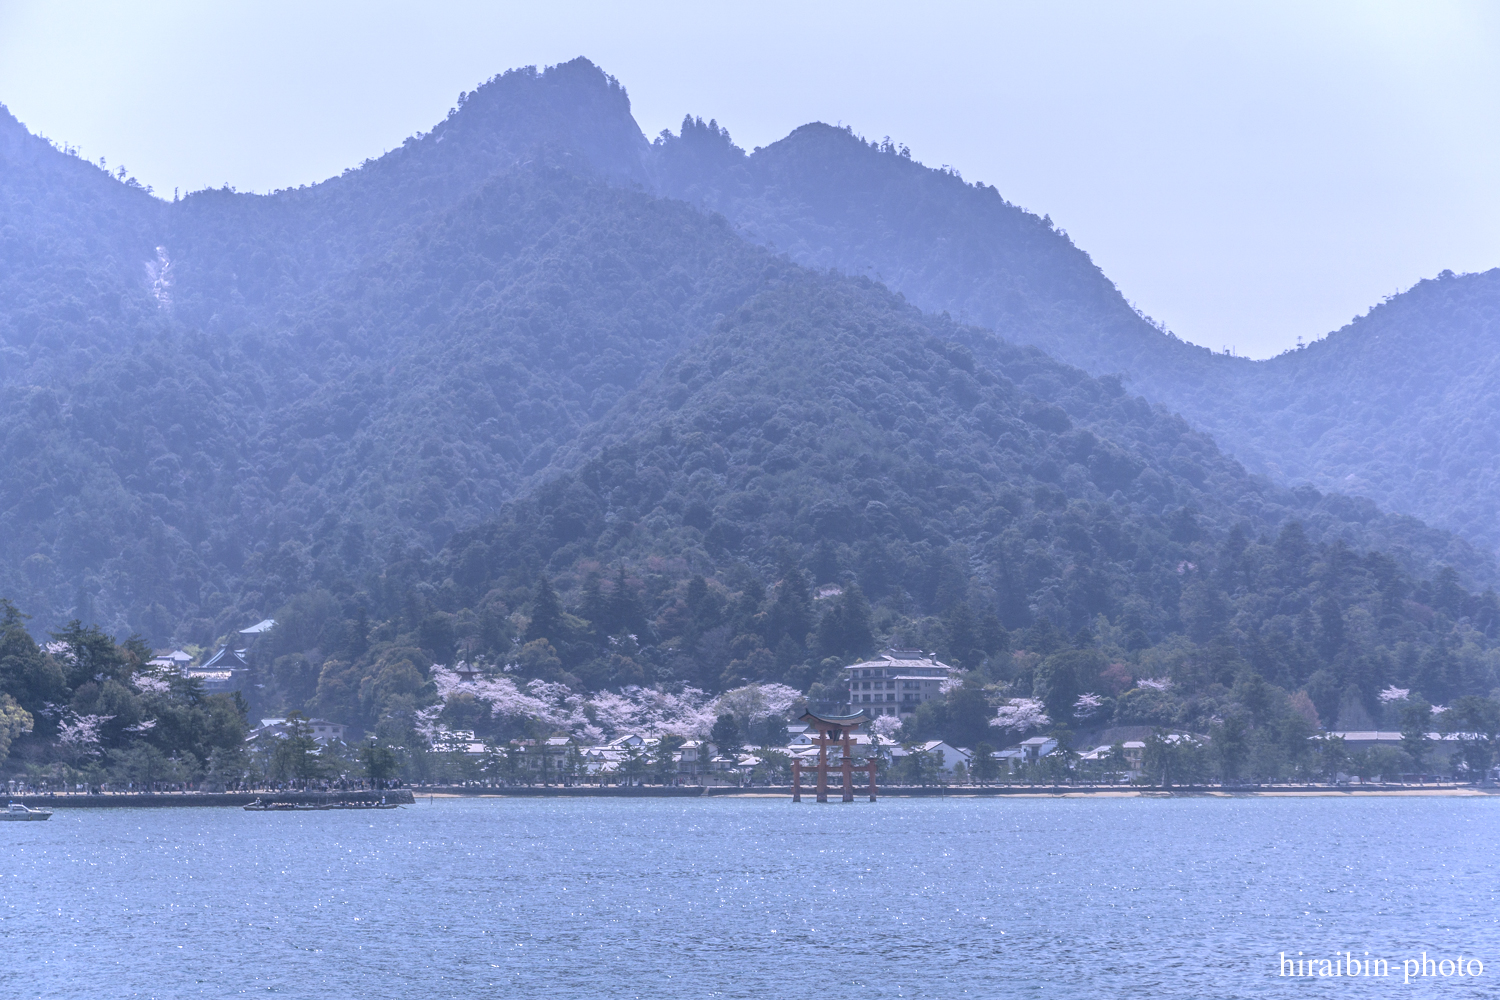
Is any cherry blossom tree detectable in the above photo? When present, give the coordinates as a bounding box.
[991,698,1050,736]
[1073,692,1105,720]
[56,711,113,761]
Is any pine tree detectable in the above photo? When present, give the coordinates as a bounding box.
[525,575,564,645]
[609,566,648,638]
[811,539,840,584]
[580,572,608,639]
[770,559,814,648]
[839,585,874,658]
[346,607,370,659]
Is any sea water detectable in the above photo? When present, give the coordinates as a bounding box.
[2,795,1496,998]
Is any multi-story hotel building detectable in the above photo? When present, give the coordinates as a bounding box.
[843,649,957,718]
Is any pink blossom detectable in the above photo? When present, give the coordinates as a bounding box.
[1378,685,1410,704]
[713,683,804,726]
[1073,692,1104,718]
[428,664,719,739]
[57,712,113,755]
[991,698,1051,734]
[133,675,171,695]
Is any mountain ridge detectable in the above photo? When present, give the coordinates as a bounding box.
[645,111,1500,554]
[0,56,1493,648]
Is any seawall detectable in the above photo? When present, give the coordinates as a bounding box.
[13,784,1494,806]
[10,789,416,808]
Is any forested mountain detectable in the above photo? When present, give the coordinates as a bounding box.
[405,271,1500,737]
[0,62,776,640]
[650,118,1500,555]
[2,59,1498,782]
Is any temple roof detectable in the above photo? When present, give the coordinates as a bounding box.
[201,645,249,669]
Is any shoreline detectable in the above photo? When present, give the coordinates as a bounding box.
[11,785,1496,807]
[420,785,1500,799]
[8,789,416,809]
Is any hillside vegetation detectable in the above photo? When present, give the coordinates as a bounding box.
[1,59,1498,783]
[651,117,1500,555]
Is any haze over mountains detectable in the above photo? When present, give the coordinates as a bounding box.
[650,113,1500,555]
[1,58,1497,747]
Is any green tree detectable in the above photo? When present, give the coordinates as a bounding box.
[204,743,249,791]
[1315,734,1350,782]
[270,714,325,785]
[620,742,649,785]
[1400,699,1433,771]
[895,746,942,786]
[0,601,65,714]
[1144,731,1209,788]
[754,748,792,784]
[0,693,33,760]
[1355,746,1408,782]
[563,743,585,785]
[49,620,128,690]
[502,742,524,785]
[360,739,400,788]
[971,741,999,784]
[1440,696,1500,779]
[525,575,564,645]
[710,712,742,756]
[653,734,685,785]
[1210,712,1250,784]
[109,743,171,791]
[1033,649,1103,723]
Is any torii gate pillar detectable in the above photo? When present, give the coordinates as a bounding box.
[796,710,872,804]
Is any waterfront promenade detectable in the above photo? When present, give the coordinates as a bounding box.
[12,783,1492,806]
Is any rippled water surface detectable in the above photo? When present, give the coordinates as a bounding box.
[3,795,1498,998]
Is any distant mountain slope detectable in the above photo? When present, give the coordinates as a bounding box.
[415,271,1499,732]
[651,117,1224,400]
[0,104,166,380]
[0,56,1491,651]
[1240,271,1500,547]
[479,271,1488,617]
[650,118,1500,554]
[0,63,776,639]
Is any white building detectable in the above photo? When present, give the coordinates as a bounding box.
[892,740,970,770]
[842,649,957,718]
[147,649,194,670]
[250,717,349,744]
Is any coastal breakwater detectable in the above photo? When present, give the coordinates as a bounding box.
[417,783,1496,799]
[9,789,416,808]
[11,785,1494,806]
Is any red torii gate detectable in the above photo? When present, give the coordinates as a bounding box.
[791,710,877,803]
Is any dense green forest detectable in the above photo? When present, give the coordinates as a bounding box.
[651,113,1500,556]
[2,58,1500,783]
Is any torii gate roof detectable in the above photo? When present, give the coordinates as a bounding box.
[800,710,869,731]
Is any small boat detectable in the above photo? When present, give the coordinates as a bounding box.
[2,802,52,821]
[243,796,399,811]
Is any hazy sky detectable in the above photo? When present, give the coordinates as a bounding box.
[2,1,1497,358]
